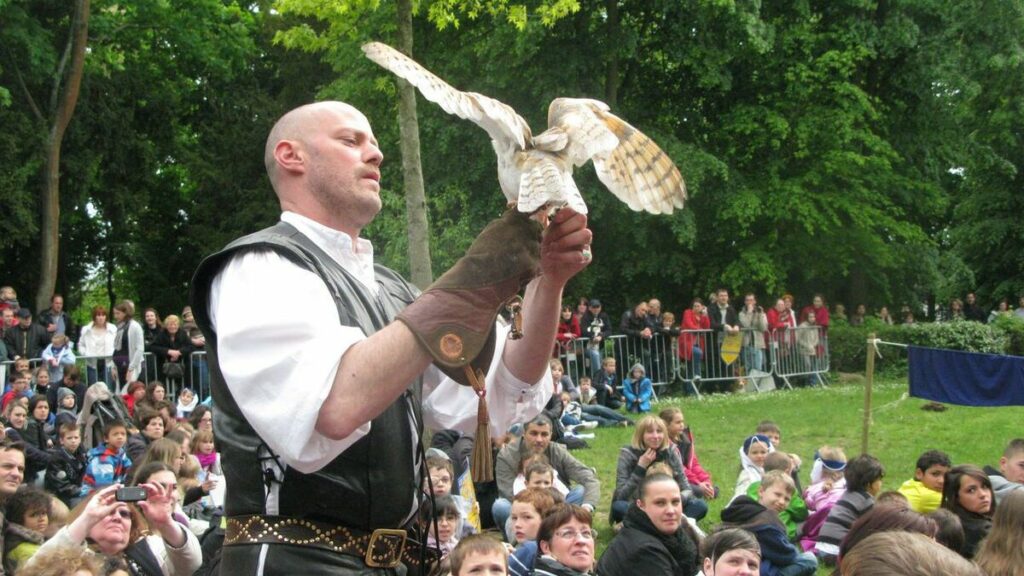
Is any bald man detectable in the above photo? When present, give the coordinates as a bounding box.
[189,101,592,573]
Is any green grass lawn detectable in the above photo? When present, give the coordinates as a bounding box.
[566,376,1024,570]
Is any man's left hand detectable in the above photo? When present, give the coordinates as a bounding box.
[539,209,592,287]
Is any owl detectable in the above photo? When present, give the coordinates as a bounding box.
[362,42,687,216]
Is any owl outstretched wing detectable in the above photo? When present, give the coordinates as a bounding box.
[362,42,532,151]
[547,98,687,215]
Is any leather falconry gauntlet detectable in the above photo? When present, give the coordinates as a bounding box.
[397,209,543,386]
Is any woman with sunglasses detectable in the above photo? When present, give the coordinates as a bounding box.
[533,503,597,576]
[23,462,201,575]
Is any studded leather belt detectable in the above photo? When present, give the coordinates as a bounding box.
[225,514,440,570]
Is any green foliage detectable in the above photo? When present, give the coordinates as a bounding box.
[991,315,1024,357]
[828,320,1013,374]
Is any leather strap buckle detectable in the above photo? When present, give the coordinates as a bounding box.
[365,528,407,568]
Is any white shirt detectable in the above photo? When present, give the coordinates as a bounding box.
[208,211,549,474]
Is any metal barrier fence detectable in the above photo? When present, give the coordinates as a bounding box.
[556,325,831,400]
[0,350,211,401]
[767,325,830,389]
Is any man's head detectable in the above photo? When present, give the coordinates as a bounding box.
[50,294,64,313]
[999,438,1024,484]
[523,417,553,454]
[914,450,952,493]
[0,440,25,498]
[602,357,616,374]
[59,423,81,453]
[11,372,29,393]
[647,299,661,317]
[265,102,384,237]
[1,308,12,326]
[758,470,796,513]
[525,461,554,490]
[966,293,976,305]
[634,301,649,317]
[427,456,454,497]
[587,299,601,313]
[756,420,781,448]
[449,533,508,576]
[103,421,129,451]
[716,289,729,306]
[16,308,31,327]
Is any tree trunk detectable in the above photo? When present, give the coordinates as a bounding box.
[604,0,620,107]
[395,0,434,288]
[35,0,91,312]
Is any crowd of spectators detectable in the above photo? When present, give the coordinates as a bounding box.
[0,282,1022,575]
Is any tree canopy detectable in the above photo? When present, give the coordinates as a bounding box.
[0,0,1021,319]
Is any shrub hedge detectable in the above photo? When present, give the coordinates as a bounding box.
[827,316,1023,373]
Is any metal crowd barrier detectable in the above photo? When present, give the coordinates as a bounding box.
[767,326,830,389]
[555,324,832,400]
[0,350,210,401]
[557,334,679,399]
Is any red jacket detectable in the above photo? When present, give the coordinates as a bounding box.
[672,427,712,486]
[679,309,710,361]
[553,316,581,356]
[799,305,830,332]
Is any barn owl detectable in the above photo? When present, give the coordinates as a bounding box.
[362,42,687,216]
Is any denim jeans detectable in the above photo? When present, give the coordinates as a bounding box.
[742,346,763,373]
[777,551,818,576]
[580,404,628,426]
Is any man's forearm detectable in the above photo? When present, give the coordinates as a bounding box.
[502,275,563,384]
[316,322,432,440]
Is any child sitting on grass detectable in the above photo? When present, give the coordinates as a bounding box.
[814,454,885,565]
[799,446,847,551]
[720,470,818,576]
[898,449,951,514]
[508,487,561,576]
[660,407,717,500]
[734,434,773,501]
[747,452,808,540]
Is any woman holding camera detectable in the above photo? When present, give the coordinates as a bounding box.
[24,463,201,575]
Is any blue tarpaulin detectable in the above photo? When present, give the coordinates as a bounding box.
[908,345,1024,407]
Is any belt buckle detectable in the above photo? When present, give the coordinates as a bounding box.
[366,528,407,568]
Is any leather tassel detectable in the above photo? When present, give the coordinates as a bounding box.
[465,366,494,483]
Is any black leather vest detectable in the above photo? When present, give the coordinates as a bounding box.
[190,221,422,530]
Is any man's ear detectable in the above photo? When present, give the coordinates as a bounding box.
[274,140,306,175]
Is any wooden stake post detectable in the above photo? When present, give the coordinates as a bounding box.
[861,332,876,455]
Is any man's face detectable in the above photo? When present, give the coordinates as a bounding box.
[1,310,11,326]
[12,378,27,393]
[1000,451,1024,484]
[524,423,552,454]
[61,430,82,453]
[758,482,792,513]
[51,296,63,313]
[0,449,25,496]
[916,464,950,492]
[967,293,976,304]
[18,315,30,328]
[717,291,729,305]
[106,427,128,450]
[588,304,601,316]
[302,104,384,230]
[648,300,661,316]
[635,303,648,317]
